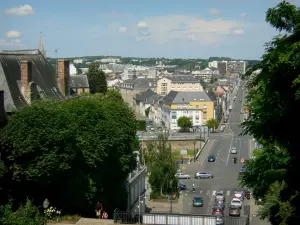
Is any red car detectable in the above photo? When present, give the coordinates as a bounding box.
[212,207,224,215]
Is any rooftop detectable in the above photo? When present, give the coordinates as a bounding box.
[161,75,199,83]
[135,89,160,104]
[162,91,212,104]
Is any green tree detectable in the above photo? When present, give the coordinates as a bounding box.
[0,94,137,216]
[0,199,46,225]
[177,116,192,131]
[205,118,219,131]
[86,62,108,94]
[241,1,300,224]
[145,133,178,198]
[145,107,150,118]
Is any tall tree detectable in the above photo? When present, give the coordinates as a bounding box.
[0,94,137,216]
[241,1,300,224]
[205,118,219,131]
[177,116,192,131]
[145,133,178,198]
[87,62,108,94]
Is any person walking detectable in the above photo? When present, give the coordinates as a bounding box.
[95,201,103,219]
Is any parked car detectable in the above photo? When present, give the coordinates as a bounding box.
[215,191,225,201]
[193,196,203,207]
[178,182,187,190]
[212,207,224,215]
[208,155,216,162]
[229,205,241,217]
[230,198,242,209]
[175,172,190,179]
[231,147,237,154]
[195,172,214,179]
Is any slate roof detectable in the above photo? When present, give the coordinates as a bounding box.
[122,78,156,90]
[70,75,89,88]
[162,91,212,104]
[0,49,65,112]
[135,89,160,104]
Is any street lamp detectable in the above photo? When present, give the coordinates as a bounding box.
[169,180,173,214]
[138,195,146,224]
[43,199,49,225]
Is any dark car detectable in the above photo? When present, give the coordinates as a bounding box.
[178,182,187,190]
[216,215,224,225]
[208,155,216,162]
[212,207,224,215]
[193,196,203,207]
[229,206,241,217]
[214,200,225,209]
[239,168,249,175]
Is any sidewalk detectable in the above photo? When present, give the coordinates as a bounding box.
[48,218,114,225]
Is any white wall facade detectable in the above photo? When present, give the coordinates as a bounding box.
[166,109,203,131]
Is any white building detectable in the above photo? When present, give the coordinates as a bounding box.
[192,67,219,82]
[208,61,218,68]
[73,59,84,64]
[69,63,77,75]
[123,66,156,80]
[96,58,121,63]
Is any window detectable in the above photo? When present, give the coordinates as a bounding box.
[196,105,199,109]
[195,115,199,120]
[161,82,167,87]
[177,105,180,109]
[183,104,187,108]
[172,111,177,119]
[203,112,207,119]
[183,111,188,114]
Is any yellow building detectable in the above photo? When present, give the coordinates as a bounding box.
[160,91,214,130]
[156,75,203,96]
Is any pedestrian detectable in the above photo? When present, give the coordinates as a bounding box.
[95,201,103,219]
[192,183,195,192]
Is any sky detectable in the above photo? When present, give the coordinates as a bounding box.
[1,0,300,59]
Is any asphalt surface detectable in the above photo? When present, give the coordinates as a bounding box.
[179,81,253,219]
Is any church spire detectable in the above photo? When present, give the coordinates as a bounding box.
[39,32,47,57]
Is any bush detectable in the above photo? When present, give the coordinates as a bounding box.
[0,199,46,225]
[137,120,146,130]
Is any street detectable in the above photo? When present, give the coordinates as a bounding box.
[179,81,252,218]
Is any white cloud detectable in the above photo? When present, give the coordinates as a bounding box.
[4,5,35,16]
[209,8,221,16]
[135,15,245,45]
[6,31,21,38]
[187,34,196,41]
[240,12,247,18]
[232,29,244,35]
[137,21,148,29]
[119,26,127,33]
[0,39,23,46]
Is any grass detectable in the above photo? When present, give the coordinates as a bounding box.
[48,215,81,224]
[173,149,195,158]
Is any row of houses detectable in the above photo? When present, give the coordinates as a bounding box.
[0,49,145,216]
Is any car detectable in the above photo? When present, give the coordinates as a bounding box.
[239,166,250,175]
[178,182,187,190]
[231,147,237,154]
[214,200,225,209]
[233,190,245,201]
[215,191,225,201]
[195,172,214,179]
[212,207,224,215]
[229,205,241,217]
[208,155,216,162]
[230,198,242,209]
[175,172,190,179]
[216,215,224,225]
[193,196,203,207]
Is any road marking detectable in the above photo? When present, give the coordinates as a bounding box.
[206,190,210,196]
[227,191,230,196]
[200,190,203,195]
[212,190,216,196]
[226,137,234,165]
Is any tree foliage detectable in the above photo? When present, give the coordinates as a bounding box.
[0,199,45,225]
[177,116,192,130]
[241,1,300,224]
[87,62,108,94]
[145,133,178,198]
[205,118,219,131]
[0,94,138,216]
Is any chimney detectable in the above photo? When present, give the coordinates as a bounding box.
[20,60,34,104]
[57,59,70,96]
[0,90,8,127]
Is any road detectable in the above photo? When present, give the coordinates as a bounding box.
[179,81,252,222]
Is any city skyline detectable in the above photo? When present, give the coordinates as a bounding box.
[1,0,299,59]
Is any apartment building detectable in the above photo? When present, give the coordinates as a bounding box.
[227,61,247,74]
[208,61,227,75]
[123,66,156,80]
[159,91,214,130]
[156,75,203,96]
[192,68,219,82]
